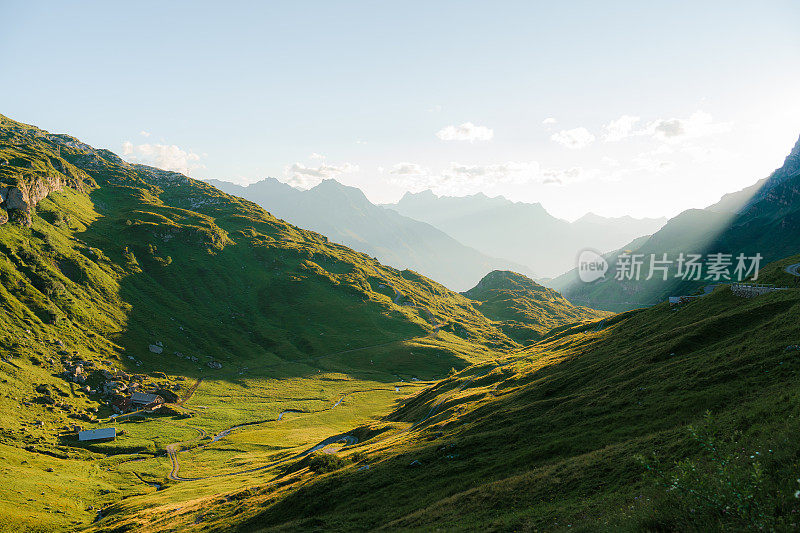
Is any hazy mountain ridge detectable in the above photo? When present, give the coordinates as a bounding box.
[207,178,535,291]
[387,190,667,277]
[552,134,800,310]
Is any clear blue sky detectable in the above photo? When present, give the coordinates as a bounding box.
[2,1,799,219]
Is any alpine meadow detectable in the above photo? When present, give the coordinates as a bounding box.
[1,2,800,532]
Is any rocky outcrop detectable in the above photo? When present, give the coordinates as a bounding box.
[0,173,66,225]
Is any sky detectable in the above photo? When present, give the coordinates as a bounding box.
[2,1,799,220]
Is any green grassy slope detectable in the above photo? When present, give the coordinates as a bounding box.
[0,113,522,531]
[463,270,610,343]
[107,274,800,532]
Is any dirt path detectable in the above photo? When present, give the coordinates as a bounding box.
[179,378,203,405]
[165,384,401,481]
[166,417,361,481]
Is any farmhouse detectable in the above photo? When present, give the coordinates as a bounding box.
[130,392,164,409]
[78,427,116,442]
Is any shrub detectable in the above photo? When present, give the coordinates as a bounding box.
[637,411,800,531]
[306,453,348,474]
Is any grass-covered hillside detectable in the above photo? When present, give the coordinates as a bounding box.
[0,114,606,532]
[99,273,798,532]
[463,270,610,343]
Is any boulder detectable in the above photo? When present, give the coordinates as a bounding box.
[148,345,163,354]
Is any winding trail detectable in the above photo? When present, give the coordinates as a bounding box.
[166,409,362,481]
[165,385,402,481]
[784,262,800,277]
[159,267,451,482]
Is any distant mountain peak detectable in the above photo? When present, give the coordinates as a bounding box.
[310,179,370,202]
[400,189,437,201]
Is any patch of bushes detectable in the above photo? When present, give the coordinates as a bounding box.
[636,412,800,531]
[306,453,348,474]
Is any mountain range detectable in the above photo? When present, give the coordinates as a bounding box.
[207,178,534,291]
[386,190,667,278]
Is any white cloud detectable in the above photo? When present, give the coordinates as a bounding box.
[603,115,641,142]
[387,160,600,194]
[436,122,494,142]
[542,117,557,125]
[309,152,325,160]
[389,162,430,176]
[121,141,203,175]
[597,111,731,145]
[139,130,151,138]
[541,167,598,186]
[602,110,732,143]
[389,160,537,192]
[645,111,732,142]
[285,160,358,189]
[444,161,540,184]
[551,127,595,149]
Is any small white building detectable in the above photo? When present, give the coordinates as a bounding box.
[78,427,116,442]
